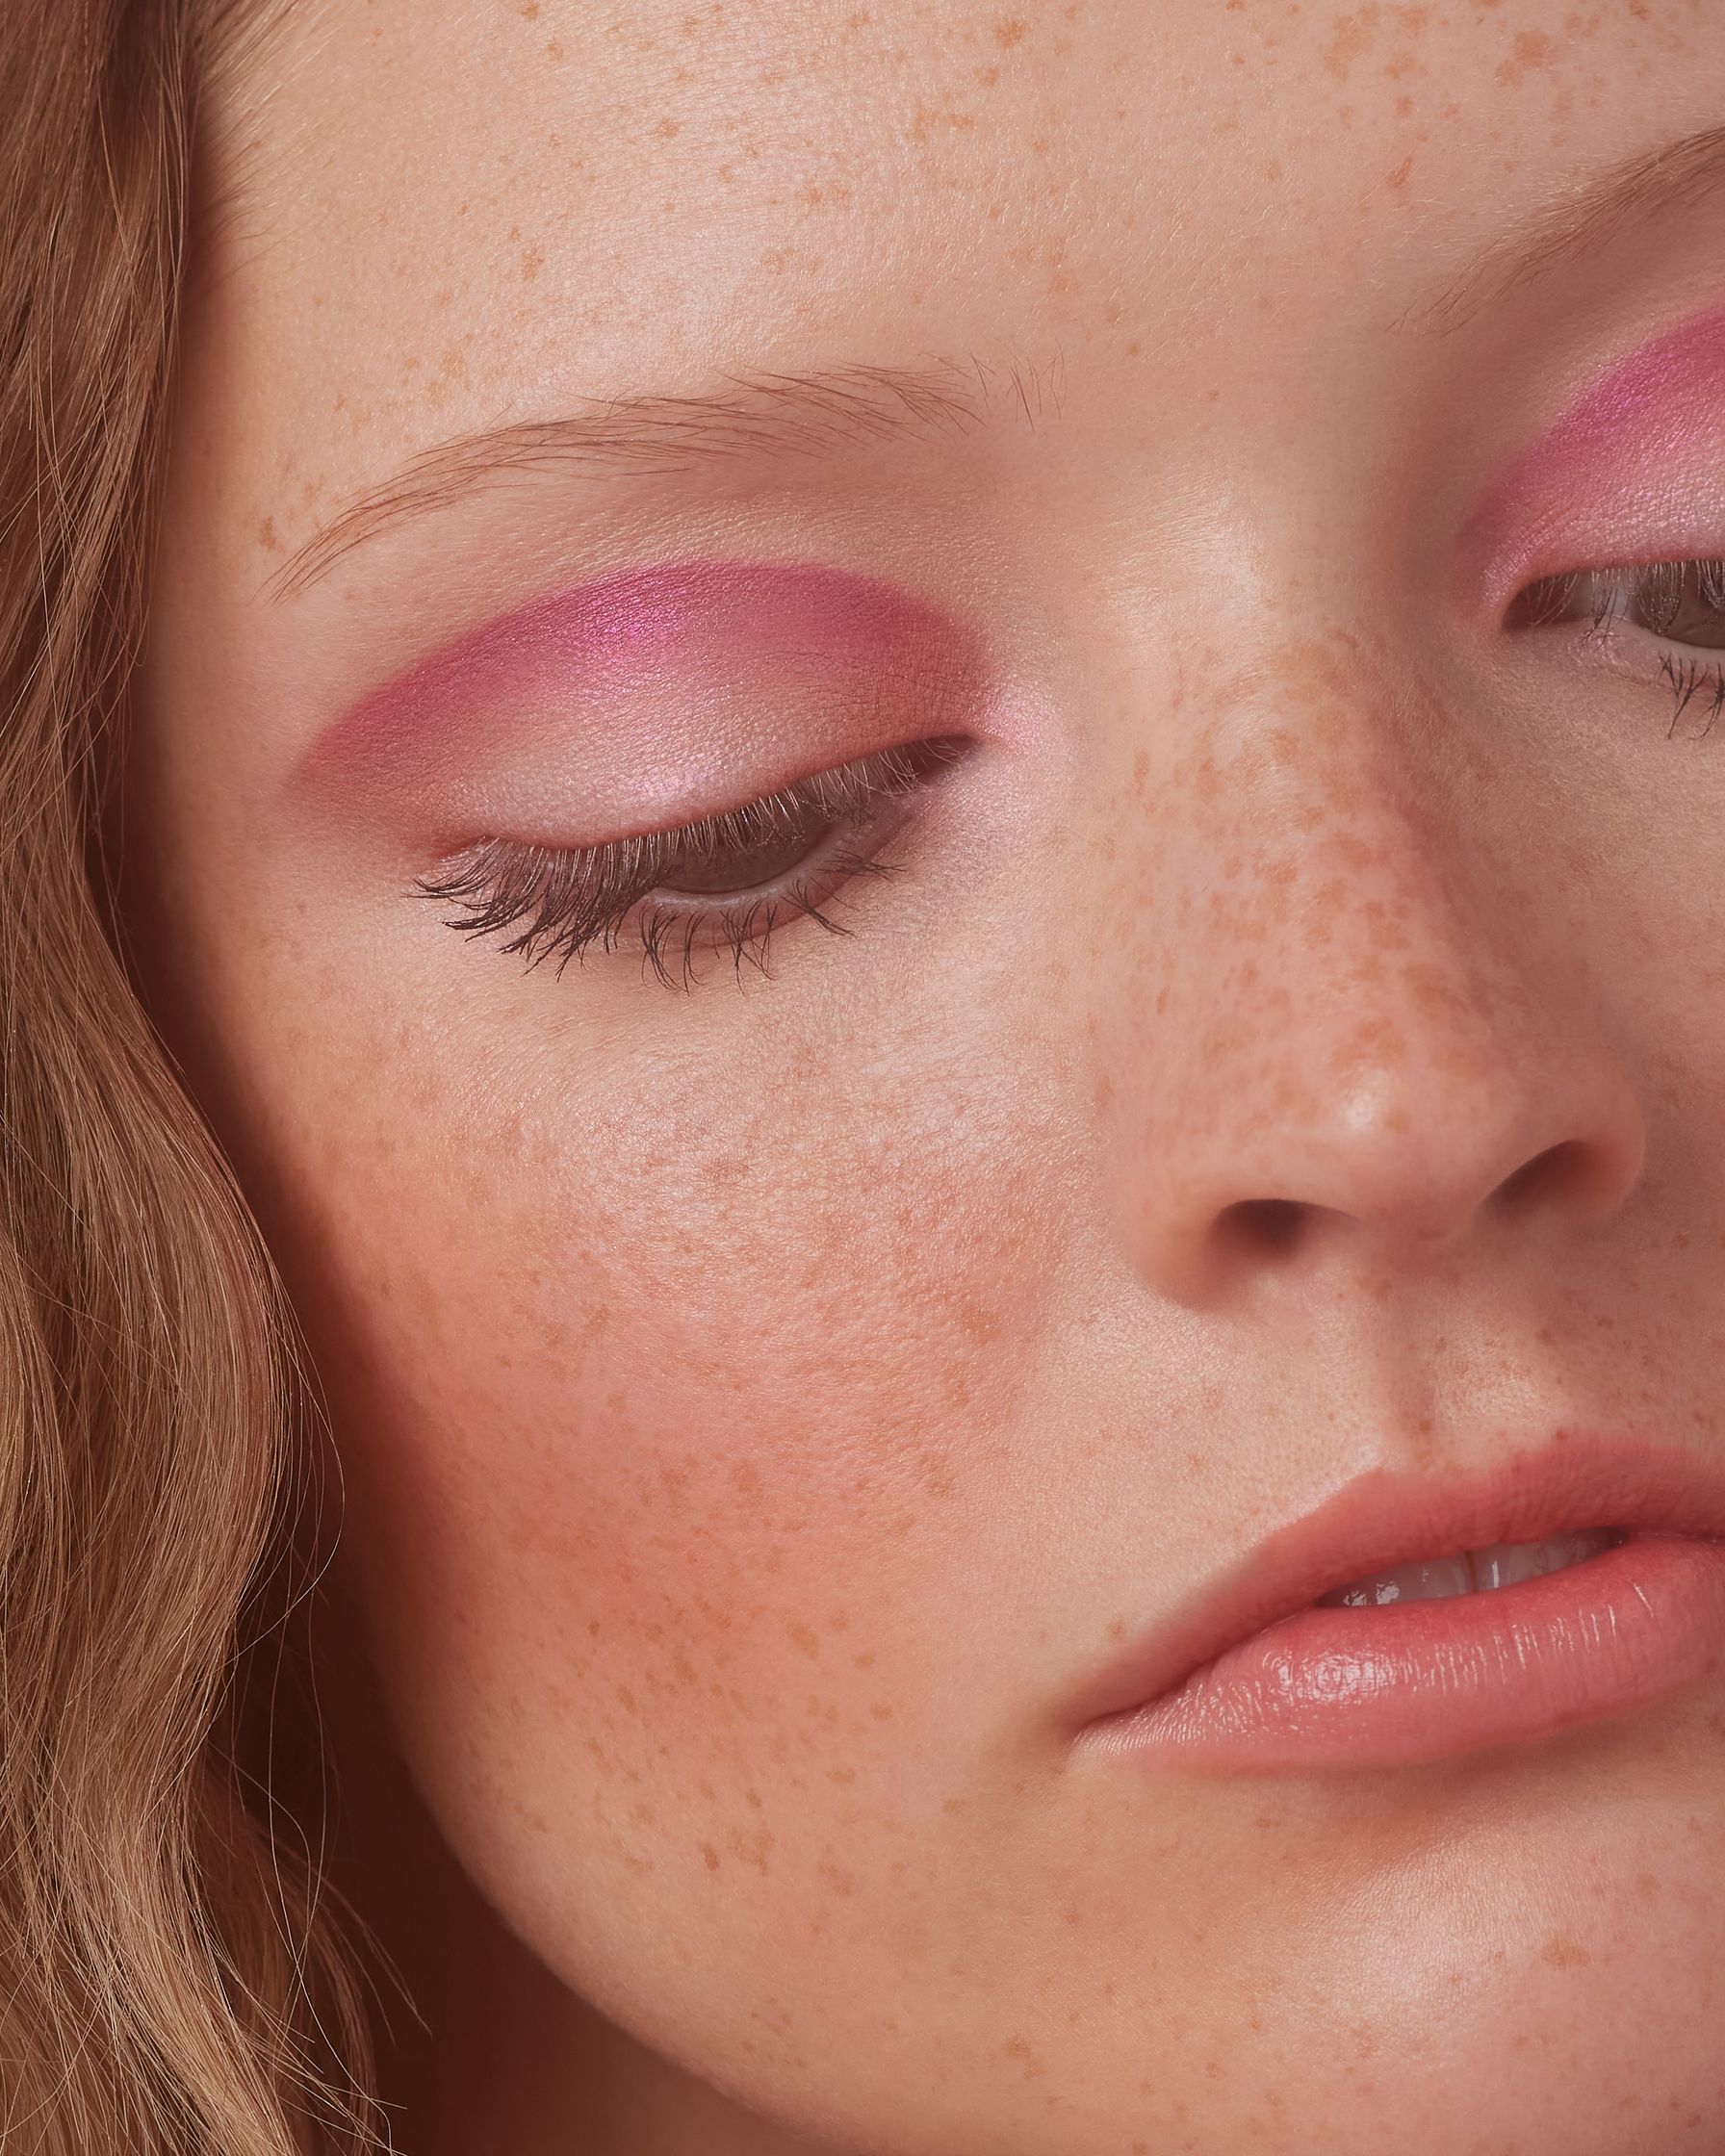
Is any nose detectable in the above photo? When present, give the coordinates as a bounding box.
[1093,652,1647,1307]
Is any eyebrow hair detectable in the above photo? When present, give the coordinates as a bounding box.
[272,121,1725,602]
[1407,120,1725,332]
[269,350,1066,599]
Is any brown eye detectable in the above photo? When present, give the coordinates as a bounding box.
[1511,559,1725,647]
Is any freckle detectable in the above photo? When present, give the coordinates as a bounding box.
[702,1843,721,1870]
[1384,152,1413,190]
[1496,26,1552,85]
[656,116,681,137]
[974,63,1001,84]
[520,244,544,278]
[1539,1933,1591,1966]
[1324,9,1378,82]
[546,38,562,59]
[257,516,280,552]
[787,1621,820,1658]
[994,15,1028,46]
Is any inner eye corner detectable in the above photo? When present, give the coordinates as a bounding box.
[1503,570,1580,632]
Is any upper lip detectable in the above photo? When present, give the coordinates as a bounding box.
[1068,1429,1725,1730]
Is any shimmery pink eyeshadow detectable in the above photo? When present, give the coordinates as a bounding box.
[1467,298,1725,590]
[1521,299,1725,467]
[299,558,973,793]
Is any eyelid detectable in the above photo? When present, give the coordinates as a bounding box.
[417,732,974,988]
[294,557,1000,848]
[433,732,967,873]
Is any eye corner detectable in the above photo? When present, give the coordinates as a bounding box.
[1503,569,1582,632]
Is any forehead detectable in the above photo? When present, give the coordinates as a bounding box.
[193,0,1719,574]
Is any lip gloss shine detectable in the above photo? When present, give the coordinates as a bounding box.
[1073,1434,1725,1776]
[1082,1531,1725,1774]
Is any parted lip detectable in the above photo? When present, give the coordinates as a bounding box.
[1068,1429,1725,1731]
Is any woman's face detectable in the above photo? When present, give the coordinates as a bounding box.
[127,2,1725,2149]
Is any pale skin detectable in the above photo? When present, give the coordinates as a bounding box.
[119,0,1725,2149]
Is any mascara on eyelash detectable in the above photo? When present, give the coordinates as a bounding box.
[415,732,970,991]
[1513,556,1725,736]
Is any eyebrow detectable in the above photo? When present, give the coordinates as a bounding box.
[274,121,1725,602]
[1407,120,1725,332]
[269,350,1065,599]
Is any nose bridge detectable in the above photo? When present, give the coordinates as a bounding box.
[1093,628,1645,1300]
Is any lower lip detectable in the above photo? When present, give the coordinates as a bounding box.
[1081,1532,1725,1774]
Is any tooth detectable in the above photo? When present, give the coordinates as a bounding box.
[1470,1529,1615,1591]
[1317,1554,1474,1606]
[1318,1528,1620,1608]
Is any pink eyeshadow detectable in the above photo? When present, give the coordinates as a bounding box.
[1467,298,1725,587]
[299,558,976,792]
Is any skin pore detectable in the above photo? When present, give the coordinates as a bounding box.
[119,1,1725,2150]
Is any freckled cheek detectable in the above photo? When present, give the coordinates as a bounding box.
[296,1037,1056,1732]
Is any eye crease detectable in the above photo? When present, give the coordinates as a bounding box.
[416,732,974,992]
[1510,555,1725,739]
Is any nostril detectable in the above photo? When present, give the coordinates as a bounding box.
[1495,1138,1585,1208]
[1222,1197,1306,1257]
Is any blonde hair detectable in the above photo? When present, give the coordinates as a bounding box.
[0,4,389,2147]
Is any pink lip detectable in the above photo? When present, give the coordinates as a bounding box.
[1070,1431,1725,1773]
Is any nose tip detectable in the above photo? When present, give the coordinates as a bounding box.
[1137,1056,1646,1307]
[1090,626,1651,1310]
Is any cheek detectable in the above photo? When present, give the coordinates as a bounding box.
[256,979,1068,1789]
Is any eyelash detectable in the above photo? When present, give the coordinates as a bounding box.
[417,733,972,992]
[423,555,1720,994]
[1512,557,1725,740]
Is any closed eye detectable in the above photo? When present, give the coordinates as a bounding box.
[416,733,975,992]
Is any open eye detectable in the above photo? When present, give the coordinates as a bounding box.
[1507,558,1725,740]
[1509,558,1725,648]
